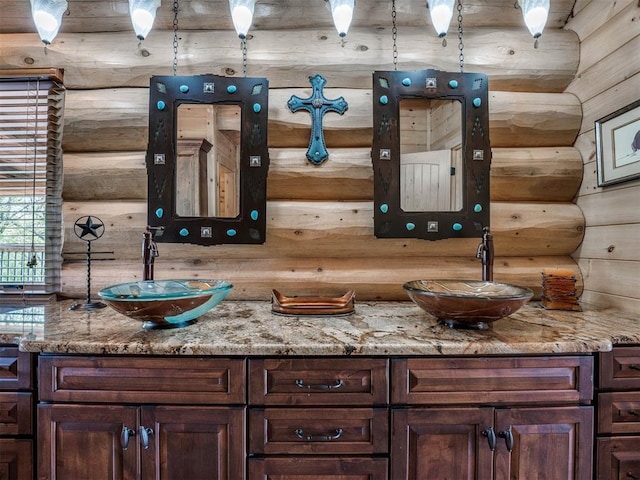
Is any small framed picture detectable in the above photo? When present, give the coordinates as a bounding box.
[595,99,640,187]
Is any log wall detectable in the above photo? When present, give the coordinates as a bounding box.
[566,0,640,313]
[1,21,587,301]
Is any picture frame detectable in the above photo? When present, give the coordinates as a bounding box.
[595,99,640,187]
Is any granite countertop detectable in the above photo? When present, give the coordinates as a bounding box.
[0,299,638,356]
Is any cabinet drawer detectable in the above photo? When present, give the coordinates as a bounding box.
[392,356,593,405]
[0,438,33,480]
[248,457,388,479]
[249,358,388,406]
[599,346,640,390]
[39,355,245,404]
[0,346,32,390]
[249,407,388,454]
[598,392,640,434]
[597,436,640,480]
[0,392,32,435]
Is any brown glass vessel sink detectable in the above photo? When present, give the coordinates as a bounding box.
[403,279,534,330]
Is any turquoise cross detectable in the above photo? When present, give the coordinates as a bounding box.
[287,74,348,165]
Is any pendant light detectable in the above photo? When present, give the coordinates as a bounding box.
[29,0,67,45]
[129,0,161,41]
[426,0,455,44]
[518,0,550,47]
[229,0,256,39]
[328,0,355,38]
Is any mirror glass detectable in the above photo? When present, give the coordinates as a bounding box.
[146,74,269,245]
[176,104,240,218]
[399,98,462,212]
[371,70,491,240]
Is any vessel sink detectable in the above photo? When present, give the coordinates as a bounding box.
[98,279,232,329]
[403,279,534,330]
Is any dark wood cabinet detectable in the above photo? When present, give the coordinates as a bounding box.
[0,346,33,480]
[597,346,640,480]
[391,356,594,480]
[37,356,246,480]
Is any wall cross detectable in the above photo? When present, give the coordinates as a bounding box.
[287,74,348,165]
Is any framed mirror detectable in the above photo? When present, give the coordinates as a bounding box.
[372,70,491,240]
[146,74,269,245]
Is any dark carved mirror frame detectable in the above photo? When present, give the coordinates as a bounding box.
[146,74,269,245]
[372,70,491,240]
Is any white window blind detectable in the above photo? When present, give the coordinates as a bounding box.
[0,71,65,294]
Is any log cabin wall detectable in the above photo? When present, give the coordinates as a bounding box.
[565,0,640,313]
[1,1,588,301]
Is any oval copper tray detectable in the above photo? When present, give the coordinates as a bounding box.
[271,290,356,316]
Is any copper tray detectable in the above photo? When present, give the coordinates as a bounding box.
[271,290,356,316]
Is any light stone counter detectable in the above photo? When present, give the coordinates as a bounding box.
[0,300,638,356]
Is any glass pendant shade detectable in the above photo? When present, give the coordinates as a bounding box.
[29,0,67,45]
[129,0,161,40]
[229,0,256,39]
[329,0,355,38]
[427,0,455,38]
[519,0,550,38]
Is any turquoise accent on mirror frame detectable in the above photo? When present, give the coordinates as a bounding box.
[227,85,237,94]
[402,78,411,86]
[250,210,259,221]
[179,85,189,93]
[453,223,463,231]
[449,80,458,89]
[405,222,415,231]
[474,204,483,213]
[226,229,237,237]
[253,103,262,113]
[473,98,481,107]
[155,208,163,218]
[379,95,388,105]
[179,228,189,237]
[156,100,166,110]
[380,204,388,214]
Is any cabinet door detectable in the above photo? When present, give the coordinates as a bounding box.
[597,436,640,480]
[0,438,32,480]
[390,407,494,480]
[494,406,593,480]
[38,404,138,480]
[140,406,245,480]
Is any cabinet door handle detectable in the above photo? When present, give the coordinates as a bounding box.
[294,428,344,441]
[481,427,496,451]
[627,472,640,480]
[121,426,135,450]
[140,426,154,449]
[628,409,639,417]
[498,427,514,452]
[295,379,344,390]
[629,364,640,371]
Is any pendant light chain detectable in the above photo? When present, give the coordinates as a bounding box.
[172,0,179,75]
[27,79,40,269]
[391,0,398,70]
[457,0,464,72]
[242,38,248,77]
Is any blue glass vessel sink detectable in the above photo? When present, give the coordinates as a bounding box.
[98,279,232,329]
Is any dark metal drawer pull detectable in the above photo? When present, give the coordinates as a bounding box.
[627,472,639,480]
[481,427,496,451]
[498,427,514,452]
[294,428,344,441]
[295,379,344,390]
[629,364,640,371]
[121,426,135,450]
[140,426,154,449]
[628,409,639,417]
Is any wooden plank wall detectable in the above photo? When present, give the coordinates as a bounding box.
[565,0,640,313]
[1,23,586,301]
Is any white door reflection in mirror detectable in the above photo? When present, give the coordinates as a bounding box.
[399,98,463,212]
[176,104,240,218]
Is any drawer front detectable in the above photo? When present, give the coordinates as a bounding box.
[392,356,594,405]
[598,392,640,435]
[0,438,33,480]
[249,358,388,406]
[0,392,32,436]
[249,407,388,454]
[599,346,640,390]
[248,457,388,479]
[38,355,245,404]
[597,436,640,480]
[0,346,32,391]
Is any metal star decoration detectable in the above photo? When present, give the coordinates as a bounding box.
[74,215,105,241]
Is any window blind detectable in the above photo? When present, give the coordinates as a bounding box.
[0,71,65,294]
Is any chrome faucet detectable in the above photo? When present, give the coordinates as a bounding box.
[476,227,494,282]
[142,226,159,281]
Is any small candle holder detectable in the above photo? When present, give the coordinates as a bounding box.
[541,269,581,311]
